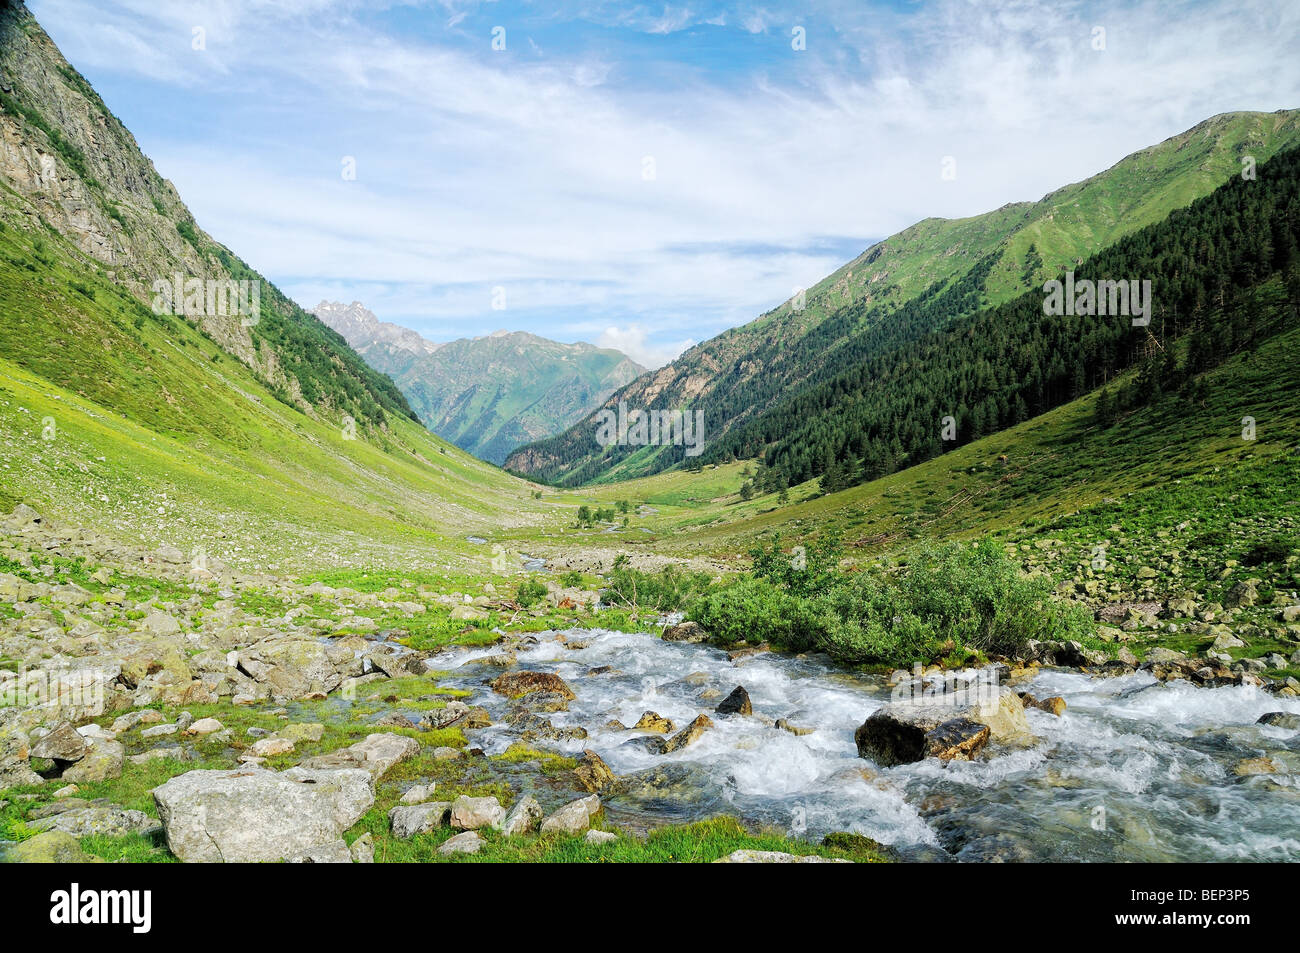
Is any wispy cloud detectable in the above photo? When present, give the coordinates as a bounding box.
[27,0,1300,366]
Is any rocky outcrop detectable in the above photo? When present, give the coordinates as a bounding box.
[490,671,576,700]
[716,685,752,716]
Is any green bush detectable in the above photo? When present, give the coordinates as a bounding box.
[514,578,548,607]
[603,561,713,613]
[688,578,821,647]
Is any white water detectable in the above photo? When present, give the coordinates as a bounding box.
[430,629,1300,861]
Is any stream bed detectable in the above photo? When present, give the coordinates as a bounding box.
[428,627,1300,862]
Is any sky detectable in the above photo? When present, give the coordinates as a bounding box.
[28,0,1300,368]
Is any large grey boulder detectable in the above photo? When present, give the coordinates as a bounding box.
[61,736,123,783]
[499,794,543,835]
[153,766,374,862]
[449,795,505,830]
[540,795,601,834]
[389,801,451,838]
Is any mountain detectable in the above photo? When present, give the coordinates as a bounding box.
[506,108,1300,485]
[0,0,543,569]
[315,301,645,465]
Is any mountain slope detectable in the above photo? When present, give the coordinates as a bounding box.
[0,1,552,571]
[316,301,645,464]
[507,108,1300,485]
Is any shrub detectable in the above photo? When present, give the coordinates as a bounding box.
[749,530,843,597]
[604,561,712,613]
[688,578,821,647]
[514,578,547,607]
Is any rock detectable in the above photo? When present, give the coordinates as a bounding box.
[714,849,849,863]
[774,718,815,736]
[30,805,161,839]
[585,829,617,845]
[449,605,488,622]
[499,794,543,835]
[449,795,506,830]
[1257,712,1300,730]
[298,733,419,780]
[432,746,463,760]
[290,839,353,864]
[1211,632,1246,650]
[716,685,752,716]
[659,714,713,753]
[141,611,182,636]
[540,794,601,834]
[437,830,484,855]
[247,737,294,758]
[3,831,102,863]
[141,724,178,738]
[662,621,708,643]
[420,701,470,730]
[349,833,375,863]
[490,671,575,700]
[922,719,990,761]
[1019,693,1067,716]
[631,711,673,734]
[400,783,437,805]
[61,737,123,783]
[1224,582,1257,608]
[153,766,375,863]
[184,717,223,736]
[855,686,1032,767]
[389,801,451,838]
[573,750,615,793]
[30,723,87,763]
[1234,757,1279,776]
[278,722,325,744]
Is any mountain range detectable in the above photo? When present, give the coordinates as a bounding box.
[313,301,644,465]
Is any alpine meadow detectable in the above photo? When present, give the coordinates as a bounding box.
[1,0,1298,905]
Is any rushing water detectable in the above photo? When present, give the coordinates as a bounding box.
[428,628,1300,862]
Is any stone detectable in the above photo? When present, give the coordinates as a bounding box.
[1019,693,1068,716]
[290,839,353,864]
[153,766,374,863]
[449,794,506,830]
[437,830,484,855]
[298,732,419,780]
[1257,712,1300,730]
[184,717,223,736]
[389,801,451,838]
[714,849,849,863]
[573,750,615,793]
[141,611,182,636]
[278,722,325,744]
[490,671,575,700]
[774,718,815,736]
[349,832,375,863]
[432,746,463,760]
[400,783,437,805]
[659,714,714,753]
[420,701,470,730]
[631,711,673,734]
[716,685,752,716]
[662,621,708,643]
[855,686,1033,766]
[585,829,617,845]
[540,794,601,834]
[248,737,295,758]
[30,805,161,839]
[30,723,87,763]
[61,737,123,783]
[3,831,102,863]
[499,794,543,835]
[141,723,179,738]
[923,719,990,761]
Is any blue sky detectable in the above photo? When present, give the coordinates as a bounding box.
[28,0,1300,367]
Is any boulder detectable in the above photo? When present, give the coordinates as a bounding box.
[540,794,601,834]
[855,686,1032,766]
[631,711,674,734]
[585,829,617,845]
[297,733,419,780]
[449,795,506,830]
[490,671,575,700]
[389,801,451,838]
[29,723,87,764]
[1257,712,1300,730]
[662,621,708,643]
[716,686,752,716]
[153,766,374,863]
[30,805,161,839]
[3,831,102,863]
[438,830,484,855]
[922,719,990,761]
[61,737,123,783]
[499,794,543,836]
[659,714,714,754]
[573,750,616,793]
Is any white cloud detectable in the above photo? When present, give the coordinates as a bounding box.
[597,325,696,369]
